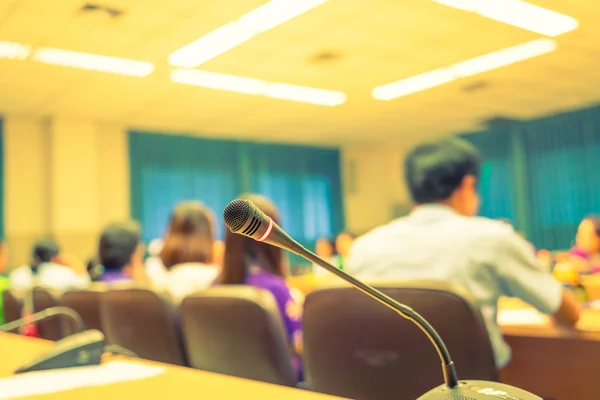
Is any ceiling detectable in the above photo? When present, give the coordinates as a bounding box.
[0,0,599,145]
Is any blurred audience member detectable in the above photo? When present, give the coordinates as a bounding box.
[212,240,225,267]
[156,201,219,301]
[346,137,580,369]
[0,239,9,324]
[9,239,90,292]
[334,231,355,269]
[221,194,303,381]
[569,216,600,274]
[313,237,338,276]
[144,238,167,284]
[97,221,144,283]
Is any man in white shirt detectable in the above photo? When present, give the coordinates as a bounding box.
[345,137,580,368]
[9,239,90,293]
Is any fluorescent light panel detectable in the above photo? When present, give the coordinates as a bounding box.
[372,38,556,101]
[170,69,345,106]
[0,41,31,60]
[168,0,328,68]
[33,48,154,77]
[433,0,578,37]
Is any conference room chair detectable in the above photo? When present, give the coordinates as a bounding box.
[303,280,498,400]
[101,287,187,366]
[61,285,106,335]
[2,290,22,323]
[180,286,297,387]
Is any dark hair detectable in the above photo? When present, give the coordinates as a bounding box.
[160,201,214,269]
[99,221,141,271]
[221,194,286,284]
[404,137,481,204]
[585,215,600,237]
[31,239,59,275]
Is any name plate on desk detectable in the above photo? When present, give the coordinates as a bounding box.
[0,361,165,399]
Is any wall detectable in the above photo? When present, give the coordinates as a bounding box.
[341,143,414,235]
[3,115,129,266]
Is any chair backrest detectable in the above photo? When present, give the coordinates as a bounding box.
[180,286,297,386]
[2,290,22,323]
[61,285,106,334]
[303,280,498,400]
[33,289,64,341]
[100,287,187,366]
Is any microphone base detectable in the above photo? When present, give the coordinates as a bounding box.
[418,380,542,399]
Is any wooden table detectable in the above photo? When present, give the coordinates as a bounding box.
[0,333,345,400]
[498,297,600,400]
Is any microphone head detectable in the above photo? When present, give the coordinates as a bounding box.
[223,199,271,242]
[223,199,254,232]
[223,198,301,253]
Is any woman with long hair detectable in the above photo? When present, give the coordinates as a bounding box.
[221,194,303,381]
[156,201,219,301]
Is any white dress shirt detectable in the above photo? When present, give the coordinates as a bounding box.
[9,262,90,293]
[346,204,562,368]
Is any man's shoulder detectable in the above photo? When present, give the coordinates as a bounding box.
[460,216,515,240]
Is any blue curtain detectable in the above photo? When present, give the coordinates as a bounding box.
[129,132,344,265]
[461,106,600,250]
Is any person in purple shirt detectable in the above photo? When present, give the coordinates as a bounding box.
[220,194,303,382]
[569,216,600,274]
[96,221,144,284]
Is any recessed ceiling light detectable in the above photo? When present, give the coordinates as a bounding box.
[0,41,31,60]
[33,48,154,77]
[168,0,329,68]
[433,0,578,37]
[170,68,346,106]
[373,38,556,101]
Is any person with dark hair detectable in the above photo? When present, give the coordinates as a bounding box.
[568,215,600,274]
[221,194,303,381]
[9,239,89,292]
[97,221,144,283]
[153,201,219,300]
[346,137,580,369]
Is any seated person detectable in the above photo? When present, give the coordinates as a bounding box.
[568,216,600,274]
[0,239,9,324]
[346,137,580,369]
[9,239,90,293]
[220,194,303,382]
[151,201,220,301]
[97,221,144,284]
[313,237,339,276]
[334,231,355,270]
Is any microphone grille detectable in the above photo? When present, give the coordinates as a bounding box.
[223,199,252,232]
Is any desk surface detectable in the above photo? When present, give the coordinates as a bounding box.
[0,333,345,400]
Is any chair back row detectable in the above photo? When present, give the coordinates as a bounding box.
[1,285,297,386]
[2,280,498,398]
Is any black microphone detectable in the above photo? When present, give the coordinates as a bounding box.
[0,307,106,373]
[0,306,85,334]
[224,199,541,400]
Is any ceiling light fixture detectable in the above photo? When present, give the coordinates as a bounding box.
[168,0,328,68]
[33,48,155,77]
[0,41,31,60]
[433,0,578,37]
[170,69,346,106]
[372,38,556,101]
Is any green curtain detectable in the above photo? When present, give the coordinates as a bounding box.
[462,106,600,250]
[129,132,344,265]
